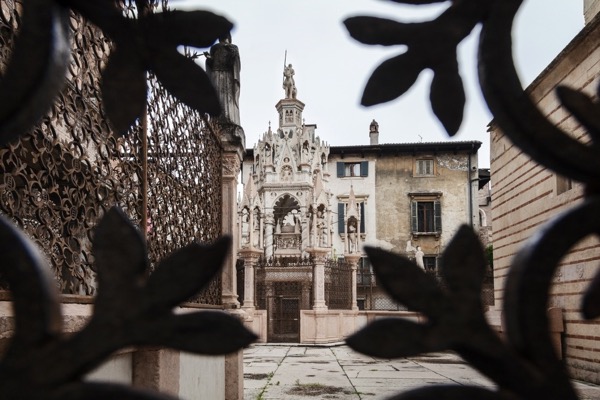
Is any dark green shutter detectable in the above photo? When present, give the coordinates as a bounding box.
[337,162,344,177]
[434,199,442,233]
[360,202,365,233]
[360,161,368,177]
[411,201,418,232]
[338,203,345,233]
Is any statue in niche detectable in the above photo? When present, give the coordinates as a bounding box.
[348,219,358,253]
[406,240,425,269]
[316,210,327,247]
[241,208,249,245]
[253,211,260,247]
[295,216,301,234]
[302,142,309,162]
[204,33,241,125]
[283,64,297,99]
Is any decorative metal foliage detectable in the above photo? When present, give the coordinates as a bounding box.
[0,208,256,399]
[0,1,225,304]
[0,0,231,142]
[345,1,600,399]
[0,0,253,398]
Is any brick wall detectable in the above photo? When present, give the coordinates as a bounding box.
[490,15,600,383]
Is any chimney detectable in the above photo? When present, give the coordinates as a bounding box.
[369,119,379,145]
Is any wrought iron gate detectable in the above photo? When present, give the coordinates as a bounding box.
[269,293,300,343]
[255,257,314,342]
[0,1,223,304]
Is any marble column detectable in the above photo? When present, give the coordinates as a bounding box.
[265,213,274,258]
[301,212,309,256]
[344,253,361,311]
[309,248,329,311]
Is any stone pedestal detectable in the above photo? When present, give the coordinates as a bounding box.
[344,253,361,311]
[132,348,180,397]
[308,247,329,311]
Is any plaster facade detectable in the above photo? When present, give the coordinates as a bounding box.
[489,11,600,384]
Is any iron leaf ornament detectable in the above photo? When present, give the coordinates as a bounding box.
[0,0,232,142]
[0,207,256,399]
[344,1,484,136]
[345,0,600,182]
[348,226,581,399]
[345,0,600,398]
[0,0,71,145]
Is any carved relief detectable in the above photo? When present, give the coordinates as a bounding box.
[222,153,241,176]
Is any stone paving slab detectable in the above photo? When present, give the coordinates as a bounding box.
[244,344,600,400]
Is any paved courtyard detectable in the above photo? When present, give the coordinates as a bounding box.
[243,344,600,400]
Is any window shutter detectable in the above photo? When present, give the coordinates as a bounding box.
[434,199,442,233]
[360,202,365,233]
[411,201,418,232]
[338,203,345,233]
[360,161,368,177]
[337,162,344,177]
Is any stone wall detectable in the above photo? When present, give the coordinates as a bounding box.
[585,0,600,24]
[374,152,479,255]
[490,14,600,383]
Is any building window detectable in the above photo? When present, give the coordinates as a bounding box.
[337,161,368,178]
[415,159,434,176]
[411,198,441,234]
[556,174,572,195]
[423,256,437,272]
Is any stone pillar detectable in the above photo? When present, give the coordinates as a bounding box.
[239,248,261,311]
[248,208,254,250]
[301,212,309,255]
[309,248,329,311]
[221,152,242,309]
[265,213,274,258]
[266,285,274,338]
[301,282,311,310]
[345,253,361,311]
[259,214,264,249]
[214,119,245,400]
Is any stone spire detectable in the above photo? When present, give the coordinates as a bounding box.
[347,185,359,218]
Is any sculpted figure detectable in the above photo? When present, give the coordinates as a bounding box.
[283,63,297,99]
[205,34,241,125]
[406,240,425,269]
[348,223,358,253]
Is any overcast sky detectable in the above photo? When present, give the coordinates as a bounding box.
[175,1,584,168]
